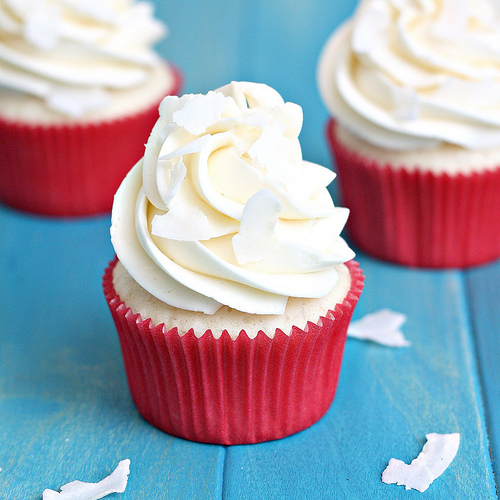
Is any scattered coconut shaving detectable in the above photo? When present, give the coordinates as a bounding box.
[43,459,130,500]
[172,91,227,135]
[232,189,283,265]
[25,1,61,50]
[347,309,410,347]
[47,87,110,117]
[156,159,187,207]
[382,433,460,492]
[152,202,211,241]
[159,134,212,162]
[247,125,292,181]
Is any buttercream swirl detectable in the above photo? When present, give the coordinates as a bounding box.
[0,0,166,116]
[111,81,354,315]
[318,0,500,150]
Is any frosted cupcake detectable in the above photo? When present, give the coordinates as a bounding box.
[318,0,500,268]
[103,81,363,444]
[0,0,181,216]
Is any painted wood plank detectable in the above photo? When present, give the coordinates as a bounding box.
[222,254,496,499]
[0,207,225,499]
[465,258,500,487]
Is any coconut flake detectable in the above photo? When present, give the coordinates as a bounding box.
[24,1,61,50]
[266,102,303,139]
[347,309,410,347]
[237,111,268,128]
[232,189,283,265]
[156,159,186,207]
[248,125,293,180]
[352,0,391,55]
[42,459,130,500]
[152,203,211,241]
[172,91,227,135]
[391,86,419,121]
[46,87,109,117]
[159,135,212,162]
[159,95,190,122]
[382,433,460,492]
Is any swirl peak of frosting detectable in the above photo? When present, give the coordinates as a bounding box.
[318,0,500,150]
[0,0,167,116]
[111,81,354,315]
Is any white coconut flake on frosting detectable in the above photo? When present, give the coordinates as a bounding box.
[43,459,131,500]
[159,135,213,162]
[152,202,211,242]
[347,309,410,347]
[155,159,187,208]
[172,91,227,135]
[24,2,61,50]
[47,87,109,117]
[382,433,460,492]
[233,189,283,265]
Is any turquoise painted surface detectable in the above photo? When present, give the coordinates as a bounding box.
[0,207,498,498]
[466,261,500,483]
[0,210,224,499]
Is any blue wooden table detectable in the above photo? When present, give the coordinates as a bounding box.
[1,1,499,498]
[1,205,498,499]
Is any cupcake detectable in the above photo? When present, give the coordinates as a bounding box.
[0,0,181,216]
[318,0,500,268]
[103,81,364,444]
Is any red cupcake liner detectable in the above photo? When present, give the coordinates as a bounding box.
[327,119,500,268]
[0,67,182,217]
[103,258,364,445]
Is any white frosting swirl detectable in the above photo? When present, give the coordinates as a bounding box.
[0,0,166,116]
[111,81,354,315]
[318,0,500,150]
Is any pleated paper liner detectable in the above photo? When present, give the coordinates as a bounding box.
[103,258,364,445]
[327,119,500,268]
[0,67,182,217]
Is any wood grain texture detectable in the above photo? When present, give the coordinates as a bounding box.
[0,208,225,499]
[0,210,497,499]
[222,254,497,499]
[465,259,500,491]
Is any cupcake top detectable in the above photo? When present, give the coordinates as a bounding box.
[0,0,173,119]
[317,0,500,151]
[111,81,354,315]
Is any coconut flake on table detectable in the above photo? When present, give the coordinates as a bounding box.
[382,433,460,492]
[42,459,130,500]
[232,189,283,265]
[347,309,410,347]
